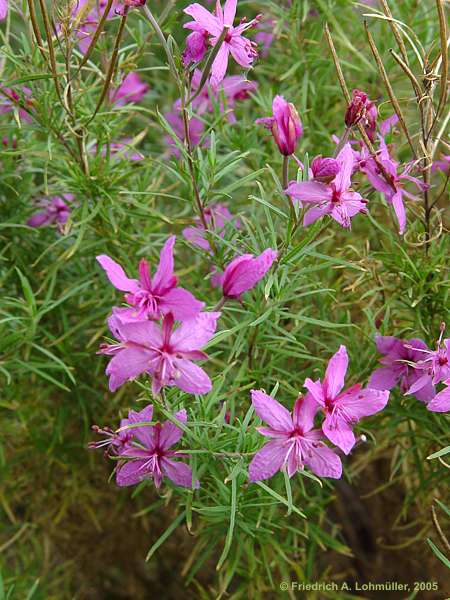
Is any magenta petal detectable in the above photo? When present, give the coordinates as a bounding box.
[96,255,140,293]
[184,3,222,36]
[210,43,230,88]
[251,390,293,433]
[159,287,205,320]
[152,235,176,293]
[303,378,325,406]
[322,414,356,455]
[223,0,237,25]
[173,358,212,394]
[161,457,199,488]
[159,409,187,449]
[106,347,153,392]
[171,312,220,352]
[427,385,450,413]
[286,181,329,204]
[248,440,288,482]
[337,387,389,420]
[368,366,399,390]
[116,459,149,487]
[324,345,348,399]
[304,442,342,479]
[126,404,154,447]
[292,393,319,433]
[392,190,406,234]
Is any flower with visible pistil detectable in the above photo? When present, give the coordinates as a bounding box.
[286,143,368,228]
[212,248,277,299]
[304,345,389,454]
[99,311,220,395]
[248,390,342,482]
[369,335,435,402]
[116,406,200,489]
[89,404,154,454]
[184,0,260,87]
[256,95,302,156]
[97,236,204,321]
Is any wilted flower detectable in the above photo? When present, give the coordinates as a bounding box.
[99,311,220,395]
[183,0,260,87]
[97,235,204,321]
[110,72,149,106]
[287,143,368,228]
[27,194,74,232]
[183,203,239,253]
[248,390,342,481]
[113,405,200,489]
[256,95,302,156]
[304,345,389,454]
[345,89,377,141]
[369,335,435,402]
[212,248,278,299]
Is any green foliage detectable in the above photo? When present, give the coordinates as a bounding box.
[0,0,448,597]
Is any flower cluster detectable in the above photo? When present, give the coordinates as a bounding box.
[369,324,450,413]
[249,345,389,483]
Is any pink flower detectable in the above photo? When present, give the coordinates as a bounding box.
[212,248,278,299]
[182,203,239,253]
[27,194,73,231]
[345,89,377,141]
[369,335,435,402]
[248,390,342,481]
[96,235,204,321]
[286,143,368,228]
[110,72,149,106]
[99,311,220,395]
[0,0,7,21]
[427,381,450,413]
[115,406,200,489]
[304,345,389,454]
[183,0,260,87]
[365,138,427,234]
[256,95,302,156]
[89,404,154,453]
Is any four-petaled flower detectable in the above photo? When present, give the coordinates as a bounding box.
[286,143,368,229]
[97,236,204,321]
[99,311,220,395]
[304,345,389,454]
[249,390,342,481]
[115,405,199,489]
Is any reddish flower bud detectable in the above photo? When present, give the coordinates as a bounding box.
[311,156,340,183]
[345,89,378,141]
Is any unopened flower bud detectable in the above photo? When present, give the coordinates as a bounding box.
[311,156,340,182]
